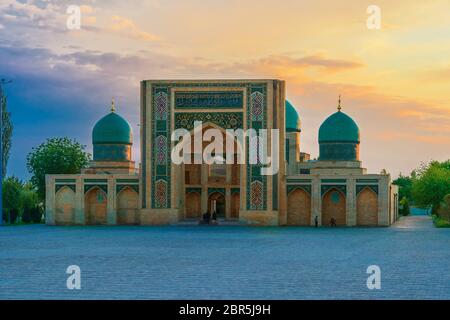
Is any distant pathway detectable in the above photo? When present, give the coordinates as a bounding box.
[392,215,433,229]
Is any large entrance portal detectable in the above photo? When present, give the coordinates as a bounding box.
[208,192,225,218]
[180,124,242,221]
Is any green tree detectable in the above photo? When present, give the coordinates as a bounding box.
[26,137,91,202]
[437,194,450,221]
[393,173,414,202]
[399,197,410,216]
[20,182,41,223]
[2,176,22,223]
[411,160,450,215]
[1,93,13,177]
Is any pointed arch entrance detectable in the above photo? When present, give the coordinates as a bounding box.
[117,187,139,224]
[208,192,225,218]
[55,186,76,224]
[357,187,378,226]
[287,188,311,226]
[85,187,107,225]
[185,192,201,219]
[322,188,346,226]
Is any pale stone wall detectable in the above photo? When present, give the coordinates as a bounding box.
[286,132,300,175]
[46,173,139,225]
[239,210,279,226]
[285,172,396,227]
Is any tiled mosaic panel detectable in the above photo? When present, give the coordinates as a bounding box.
[246,85,267,210]
[151,87,170,209]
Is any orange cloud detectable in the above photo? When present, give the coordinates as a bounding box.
[110,15,160,41]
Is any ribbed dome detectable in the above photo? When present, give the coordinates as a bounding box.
[285,100,301,132]
[318,110,359,143]
[92,112,132,145]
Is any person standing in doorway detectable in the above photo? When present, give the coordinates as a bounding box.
[314,215,319,228]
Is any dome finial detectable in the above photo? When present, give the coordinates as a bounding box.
[111,97,116,113]
[337,95,342,112]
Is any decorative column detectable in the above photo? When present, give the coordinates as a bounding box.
[201,164,208,214]
[311,176,321,225]
[75,176,85,225]
[106,176,116,225]
[378,175,390,226]
[347,178,357,226]
[45,176,55,225]
[226,164,232,219]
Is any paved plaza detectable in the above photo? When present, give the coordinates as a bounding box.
[0,216,449,299]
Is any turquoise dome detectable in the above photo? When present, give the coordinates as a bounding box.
[318,108,360,161]
[318,110,359,143]
[285,100,301,132]
[92,112,132,145]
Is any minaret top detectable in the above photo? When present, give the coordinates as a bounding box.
[111,97,116,113]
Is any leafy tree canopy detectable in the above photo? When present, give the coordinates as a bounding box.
[2,176,22,212]
[26,137,91,201]
[411,160,450,214]
[393,172,414,202]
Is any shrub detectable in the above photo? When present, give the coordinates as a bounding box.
[399,197,410,216]
[432,215,450,228]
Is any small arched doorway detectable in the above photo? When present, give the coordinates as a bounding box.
[85,187,107,225]
[357,187,378,226]
[55,186,76,224]
[208,192,225,218]
[117,187,139,225]
[185,192,201,219]
[322,188,346,226]
[287,188,311,226]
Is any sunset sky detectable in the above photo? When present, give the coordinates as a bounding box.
[1,0,449,179]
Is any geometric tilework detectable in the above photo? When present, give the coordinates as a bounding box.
[249,180,264,210]
[208,188,226,196]
[287,184,311,195]
[231,188,240,195]
[151,86,171,209]
[250,91,264,121]
[174,91,243,109]
[55,184,76,194]
[356,184,378,195]
[321,184,346,197]
[155,135,168,165]
[84,184,108,194]
[154,179,168,208]
[174,112,243,131]
[154,92,168,120]
[186,187,202,194]
[116,184,139,194]
[246,85,267,210]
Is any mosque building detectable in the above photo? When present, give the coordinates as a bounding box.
[45,79,399,226]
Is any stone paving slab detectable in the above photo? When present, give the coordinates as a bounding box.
[0,216,449,300]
